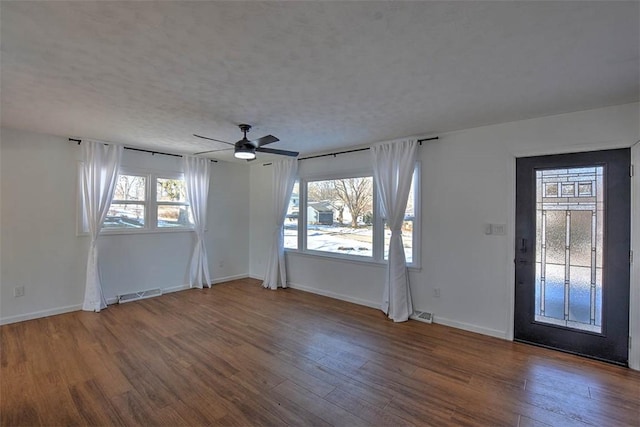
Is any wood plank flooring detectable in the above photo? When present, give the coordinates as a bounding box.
[1,278,639,426]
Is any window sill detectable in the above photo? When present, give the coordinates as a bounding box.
[77,227,195,237]
[284,248,421,271]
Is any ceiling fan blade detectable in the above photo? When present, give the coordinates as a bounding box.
[193,134,235,146]
[250,135,279,148]
[193,147,233,155]
[256,147,299,157]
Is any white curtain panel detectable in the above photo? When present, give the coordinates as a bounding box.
[262,158,298,290]
[81,141,123,312]
[183,156,212,288]
[371,138,418,322]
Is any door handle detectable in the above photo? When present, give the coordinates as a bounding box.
[519,238,527,253]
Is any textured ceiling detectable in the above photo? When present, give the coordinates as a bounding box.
[1,1,638,162]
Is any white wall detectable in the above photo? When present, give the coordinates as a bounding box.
[0,128,250,324]
[249,103,639,364]
[1,128,87,322]
[249,163,272,280]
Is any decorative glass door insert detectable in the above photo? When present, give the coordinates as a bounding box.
[535,167,603,333]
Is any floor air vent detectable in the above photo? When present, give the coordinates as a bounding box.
[410,310,433,324]
[117,288,162,304]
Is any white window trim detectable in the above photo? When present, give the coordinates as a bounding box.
[77,164,194,235]
[284,163,421,269]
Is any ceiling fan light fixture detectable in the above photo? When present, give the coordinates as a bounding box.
[234,146,256,160]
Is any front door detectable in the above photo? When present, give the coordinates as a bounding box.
[514,149,630,365]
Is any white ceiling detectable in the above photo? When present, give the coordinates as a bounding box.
[1,1,638,162]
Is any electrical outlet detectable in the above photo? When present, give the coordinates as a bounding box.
[14,286,25,297]
[433,288,441,298]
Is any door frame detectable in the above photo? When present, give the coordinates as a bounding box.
[505,145,639,369]
[630,142,640,370]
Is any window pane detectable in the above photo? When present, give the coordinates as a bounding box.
[578,182,592,196]
[545,183,558,197]
[114,175,145,201]
[535,167,603,333]
[157,205,193,228]
[561,183,575,197]
[384,220,413,263]
[383,174,415,263]
[104,203,145,228]
[306,177,373,257]
[284,182,299,249]
[157,178,187,202]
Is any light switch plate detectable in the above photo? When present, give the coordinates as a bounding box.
[485,223,506,235]
[492,224,506,235]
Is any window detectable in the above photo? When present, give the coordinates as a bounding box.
[284,181,299,250]
[79,168,193,233]
[383,170,418,263]
[306,176,374,257]
[285,165,420,267]
[104,174,147,229]
[156,178,193,228]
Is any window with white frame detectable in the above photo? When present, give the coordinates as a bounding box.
[285,165,420,267]
[79,168,193,233]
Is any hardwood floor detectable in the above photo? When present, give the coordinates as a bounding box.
[2,278,639,426]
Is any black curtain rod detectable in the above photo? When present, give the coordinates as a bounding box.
[263,136,439,165]
[124,146,182,158]
[70,138,217,162]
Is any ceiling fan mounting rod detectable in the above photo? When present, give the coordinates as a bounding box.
[238,124,251,137]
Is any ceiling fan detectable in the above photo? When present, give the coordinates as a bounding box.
[193,124,299,160]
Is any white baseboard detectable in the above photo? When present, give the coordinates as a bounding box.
[105,284,189,305]
[164,284,190,294]
[0,304,82,326]
[3,274,252,325]
[104,274,251,304]
[287,282,380,310]
[288,283,508,340]
[2,275,508,344]
[432,315,508,340]
[212,273,249,285]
